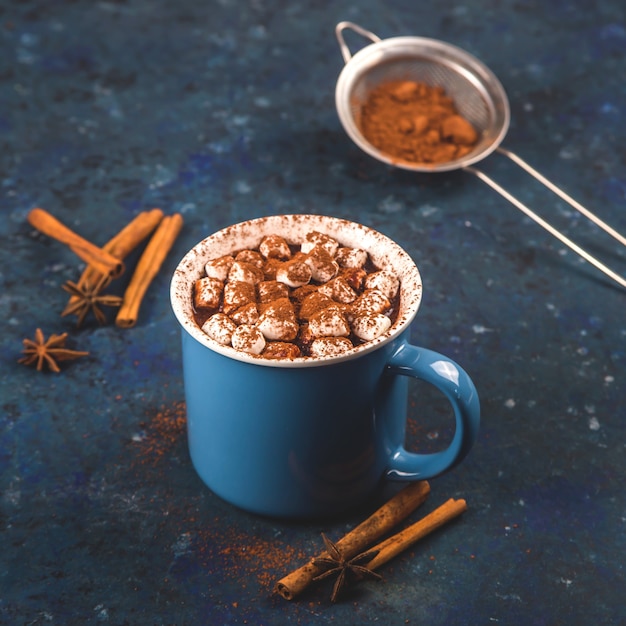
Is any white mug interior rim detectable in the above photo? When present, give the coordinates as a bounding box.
[170,214,423,368]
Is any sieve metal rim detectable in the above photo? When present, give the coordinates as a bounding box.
[335,34,511,172]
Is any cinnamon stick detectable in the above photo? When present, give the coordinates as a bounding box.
[274,480,430,600]
[65,209,164,311]
[27,208,124,278]
[366,498,468,572]
[116,213,183,328]
[76,208,164,290]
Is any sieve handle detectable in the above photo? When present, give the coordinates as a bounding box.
[335,21,381,64]
[465,163,626,290]
[496,147,626,248]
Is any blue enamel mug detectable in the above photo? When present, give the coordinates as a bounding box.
[170,215,479,518]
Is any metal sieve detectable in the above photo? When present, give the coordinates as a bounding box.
[335,22,626,289]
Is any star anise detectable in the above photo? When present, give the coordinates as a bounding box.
[18,328,89,373]
[61,276,123,327]
[312,533,383,602]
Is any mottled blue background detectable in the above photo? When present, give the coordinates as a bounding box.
[1,1,624,624]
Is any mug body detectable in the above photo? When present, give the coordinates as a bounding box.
[182,326,410,517]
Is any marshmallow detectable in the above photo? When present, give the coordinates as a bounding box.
[298,291,334,321]
[262,341,302,359]
[231,324,266,355]
[223,280,256,314]
[308,306,350,338]
[304,245,339,283]
[340,267,367,291]
[193,277,223,310]
[276,258,312,288]
[351,313,392,341]
[257,298,299,341]
[228,260,264,285]
[350,289,391,319]
[310,336,354,357]
[261,257,282,281]
[335,247,368,269]
[204,255,234,281]
[257,280,290,303]
[201,313,237,345]
[364,270,400,300]
[300,231,339,256]
[318,276,357,303]
[235,249,264,269]
[259,234,292,260]
[230,302,259,325]
[291,283,318,303]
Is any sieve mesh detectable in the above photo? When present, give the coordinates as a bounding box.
[349,58,491,130]
[335,35,511,172]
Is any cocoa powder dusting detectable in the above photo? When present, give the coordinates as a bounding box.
[359,80,478,165]
[196,524,309,591]
[135,401,187,465]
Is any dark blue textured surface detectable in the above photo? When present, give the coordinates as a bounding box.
[1,1,624,624]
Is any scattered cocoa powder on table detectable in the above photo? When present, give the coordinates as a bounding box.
[358,80,479,166]
[134,401,187,465]
[196,523,309,591]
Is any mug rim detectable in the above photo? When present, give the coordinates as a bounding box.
[170,214,423,368]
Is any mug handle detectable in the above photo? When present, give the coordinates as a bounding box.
[384,343,480,479]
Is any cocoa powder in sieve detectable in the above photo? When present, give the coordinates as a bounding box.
[358,80,478,165]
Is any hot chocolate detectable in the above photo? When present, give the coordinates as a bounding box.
[191,230,401,359]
